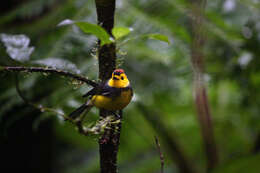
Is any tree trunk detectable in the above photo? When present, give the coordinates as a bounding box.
[95,1,121,173]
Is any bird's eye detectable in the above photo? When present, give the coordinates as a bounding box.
[121,76,124,80]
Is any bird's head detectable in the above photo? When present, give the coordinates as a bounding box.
[108,69,130,88]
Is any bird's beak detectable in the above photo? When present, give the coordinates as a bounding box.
[113,75,120,80]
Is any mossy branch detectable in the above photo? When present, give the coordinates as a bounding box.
[14,74,116,137]
[1,66,98,87]
[1,66,100,134]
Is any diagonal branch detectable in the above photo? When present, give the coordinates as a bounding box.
[1,66,98,87]
[14,74,109,137]
[14,74,68,120]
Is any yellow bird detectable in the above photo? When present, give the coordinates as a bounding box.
[69,69,133,120]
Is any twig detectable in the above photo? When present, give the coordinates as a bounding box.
[1,66,98,87]
[15,75,89,135]
[155,136,164,173]
[137,103,196,173]
[15,74,68,120]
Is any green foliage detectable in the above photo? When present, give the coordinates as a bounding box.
[75,22,113,46]
[213,154,260,173]
[58,20,170,46]
[1,0,260,172]
[144,33,170,44]
[58,19,113,46]
[112,27,132,40]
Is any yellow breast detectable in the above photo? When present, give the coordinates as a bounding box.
[91,89,132,111]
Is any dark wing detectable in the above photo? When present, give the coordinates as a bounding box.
[101,84,133,99]
[97,83,122,98]
[83,81,133,99]
[82,82,105,98]
[83,81,124,99]
[82,87,98,98]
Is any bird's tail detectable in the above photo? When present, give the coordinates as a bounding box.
[68,100,93,121]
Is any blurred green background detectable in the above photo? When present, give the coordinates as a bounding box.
[0,0,260,172]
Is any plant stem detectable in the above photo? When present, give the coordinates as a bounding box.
[189,0,219,171]
[154,136,165,173]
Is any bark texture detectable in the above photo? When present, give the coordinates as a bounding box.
[95,1,121,173]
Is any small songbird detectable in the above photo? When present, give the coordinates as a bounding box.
[69,69,133,121]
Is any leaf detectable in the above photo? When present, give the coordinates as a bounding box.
[112,27,132,40]
[0,33,34,62]
[33,57,80,74]
[145,33,170,44]
[58,19,112,46]
[76,22,113,46]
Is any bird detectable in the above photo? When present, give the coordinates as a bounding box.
[68,69,133,121]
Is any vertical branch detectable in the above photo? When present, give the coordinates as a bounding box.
[190,0,219,171]
[96,0,116,80]
[95,1,121,173]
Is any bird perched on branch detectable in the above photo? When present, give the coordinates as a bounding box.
[69,69,133,121]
